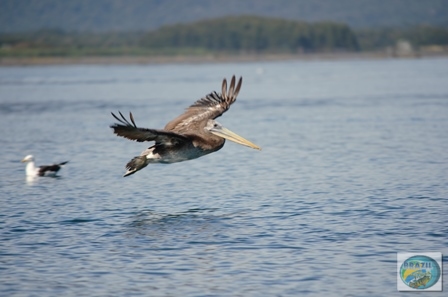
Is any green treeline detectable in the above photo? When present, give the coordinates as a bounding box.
[0,29,145,57]
[1,15,448,58]
[141,16,359,53]
[357,26,448,50]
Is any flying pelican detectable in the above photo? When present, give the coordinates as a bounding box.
[21,155,68,177]
[110,75,261,177]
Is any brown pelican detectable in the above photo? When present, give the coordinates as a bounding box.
[21,155,68,177]
[111,75,261,177]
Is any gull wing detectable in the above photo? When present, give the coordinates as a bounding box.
[37,161,68,176]
[164,76,242,133]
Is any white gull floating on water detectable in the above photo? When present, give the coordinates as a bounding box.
[21,155,68,177]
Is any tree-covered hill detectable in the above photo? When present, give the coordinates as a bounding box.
[1,16,447,58]
[141,16,359,53]
[0,16,360,57]
[1,0,447,33]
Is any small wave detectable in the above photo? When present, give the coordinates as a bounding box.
[0,100,114,115]
[59,218,101,225]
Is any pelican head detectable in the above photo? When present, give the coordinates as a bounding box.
[206,120,261,150]
[21,155,35,163]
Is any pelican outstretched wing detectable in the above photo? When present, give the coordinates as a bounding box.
[110,111,189,145]
[164,75,242,132]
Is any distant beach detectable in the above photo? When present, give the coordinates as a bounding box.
[2,50,447,66]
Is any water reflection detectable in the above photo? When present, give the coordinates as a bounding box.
[25,175,63,186]
[25,175,38,185]
[127,208,228,246]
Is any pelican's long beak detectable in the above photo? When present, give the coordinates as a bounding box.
[211,126,261,150]
[21,158,27,163]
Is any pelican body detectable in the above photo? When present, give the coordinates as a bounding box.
[111,75,260,177]
[21,155,68,177]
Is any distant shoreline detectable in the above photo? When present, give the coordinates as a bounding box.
[1,51,447,66]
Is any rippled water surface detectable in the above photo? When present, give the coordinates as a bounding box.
[1,58,447,296]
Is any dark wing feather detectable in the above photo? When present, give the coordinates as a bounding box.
[37,161,68,176]
[38,164,60,175]
[164,76,242,132]
[110,111,189,145]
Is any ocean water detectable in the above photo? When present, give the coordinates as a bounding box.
[0,57,447,296]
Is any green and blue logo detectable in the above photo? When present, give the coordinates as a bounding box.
[399,255,441,290]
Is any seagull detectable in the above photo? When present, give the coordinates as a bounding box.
[21,155,68,177]
[111,75,261,177]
